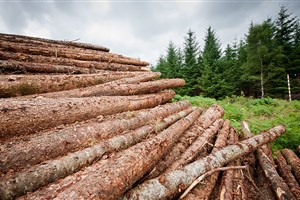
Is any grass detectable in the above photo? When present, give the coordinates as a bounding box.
[173,95,300,151]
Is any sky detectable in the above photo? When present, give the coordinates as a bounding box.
[0,1,299,66]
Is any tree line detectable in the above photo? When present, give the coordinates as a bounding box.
[152,6,300,99]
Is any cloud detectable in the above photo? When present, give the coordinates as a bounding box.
[0,1,299,65]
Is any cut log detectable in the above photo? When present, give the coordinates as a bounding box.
[257,145,296,200]
[218,127,239,200]
[165,118,224,172]
[0,107,194,200]
[0,33,110,52]
[0,60,101,74]
[182,120,230,200]
[275,151,300,198]
[0,90,173,138]
[0,51,148,72]
[21,109,202,200]
[0,72,147,97]
[281,148,300,182]
[123,125,286,200]
[0,40,149,66]
[0,100,190,172]
[146,104,224,180]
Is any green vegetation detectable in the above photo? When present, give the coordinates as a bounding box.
[174,95,300,151]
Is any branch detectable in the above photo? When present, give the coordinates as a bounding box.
[180,166,247,199]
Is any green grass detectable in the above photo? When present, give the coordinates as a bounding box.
[173,95,300,151]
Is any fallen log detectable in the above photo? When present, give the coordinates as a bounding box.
[182,120,230,200]
[0,99,190,172]
[275,151,300,198]
[0,72,146,97]
[0,40,149,66]
[0,60,101,74]
[257,145,296,200]
[0,33,110,52]
[281,148,300,182]
[123,125,286,200]
[146,104,224,180]
[166,118,224,172]
[0,89,173,138]
[0,51,148,72]
[0,107,194,200]
[21,109,202,200]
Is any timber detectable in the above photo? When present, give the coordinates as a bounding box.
[0,107,194,199]
[281,148,300,182]
[0,100,190,172]
[21,109,202,200]
[123,125,286,200]
[0,90,174,138]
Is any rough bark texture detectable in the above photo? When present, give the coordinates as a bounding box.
[0,51,148,72]
[0,33,110,52]
[21,109,202,200]
[183,120,230,200]
[166,118,224,172]
[0,100,190,172]
[281,148,300,182]
[123,125,286,200]
[257,146,296,200]
[0,40,149,66]
[275,151,300,198]
[0,107,194,200]
[0,60,101,74]
[0,72,147,97]
[0,90,174,138]
[146,104,224,180]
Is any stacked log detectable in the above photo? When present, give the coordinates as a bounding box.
[0,33,297,200]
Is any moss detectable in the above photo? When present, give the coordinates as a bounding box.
[0,84,40,98]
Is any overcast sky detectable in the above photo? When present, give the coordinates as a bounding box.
[0,1,299,65]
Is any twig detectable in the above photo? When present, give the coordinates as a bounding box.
[180,166,246,199]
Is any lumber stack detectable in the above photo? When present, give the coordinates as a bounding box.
[0,33,299,200]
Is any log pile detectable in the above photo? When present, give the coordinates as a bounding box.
[0,33,299,200]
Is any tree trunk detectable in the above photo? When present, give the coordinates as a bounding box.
[21,109,202,200]
[166,118,224,172]
[0,100,190,172]
[182,120,230,200]
[0,51,148,72]
[0,40,149,66]
[0,33,110,52]
[275,151,300,198]
[123,125,286,200]
[0,107,194,200]
[0,72,148,98]
[281,148,300,182]
[257,146,296,200]
[0,60,101,74]
[0,90,174,138]
[145,104,224,180]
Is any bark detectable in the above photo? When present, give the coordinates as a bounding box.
[146,104,224,180]
[0,72,147,98]
[0,89,174,138]
[123,125,286,200]
[275,151,300,198]
[0,51,148,72]
[0,99,190,172]
[19,78,185,99]
[218,127,239,200]
[182,120,230,200]
[166,118,224,172]
[257,146,296,200]
[0,33,110,52]
[0,60,101,74]
[22,109,202,200]
[0,107,194,200]
[0,40,149,66]
[281,148,300,182]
